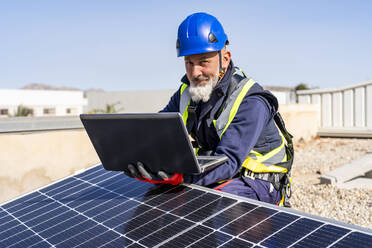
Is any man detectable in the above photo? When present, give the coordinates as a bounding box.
[126,12,293,206]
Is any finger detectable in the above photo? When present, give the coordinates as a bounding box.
[137,162,153,180]
[158,171,170,180]
[128,164,141,178]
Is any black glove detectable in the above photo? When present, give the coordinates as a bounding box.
[124,162,183,185]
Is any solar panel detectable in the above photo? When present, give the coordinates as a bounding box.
[1,165,371,248]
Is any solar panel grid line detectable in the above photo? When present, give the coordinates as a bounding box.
[238,211,299,244]
[285,222,327,248]
[290,224,351,248]
[155,223,214,248]
[231,211,287,244]
[154,199,254,248]
[212,203,260,232]
[0,206,54,247]
[39,184,170,247]
[326,230,356,248]
[36,190,130,247]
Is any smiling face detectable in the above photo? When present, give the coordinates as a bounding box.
[184,49,231,102]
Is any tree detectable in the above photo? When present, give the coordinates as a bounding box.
[12,105,34,117]
[295,83,310,91]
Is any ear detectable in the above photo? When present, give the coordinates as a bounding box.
[221,50,231,71]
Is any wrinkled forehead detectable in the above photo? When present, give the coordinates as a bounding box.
[184,51,219,61]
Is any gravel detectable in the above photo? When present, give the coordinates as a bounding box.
[290,137,372,229]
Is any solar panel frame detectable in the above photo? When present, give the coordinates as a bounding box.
[1,164,371,248]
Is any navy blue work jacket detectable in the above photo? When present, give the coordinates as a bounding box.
[161,62,281,187]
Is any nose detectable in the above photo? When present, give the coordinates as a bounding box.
[190,65,203,79]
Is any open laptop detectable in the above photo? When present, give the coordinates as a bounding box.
[80,113,227,175]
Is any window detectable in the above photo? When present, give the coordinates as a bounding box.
[66,108,71,114]
[43,108,56,115]
[0,109,8,115]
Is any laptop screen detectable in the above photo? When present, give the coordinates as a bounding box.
[80,113,203,174]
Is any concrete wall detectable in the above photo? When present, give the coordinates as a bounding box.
[279,104,320,142]
[0,104,319,204]
[0,129,99,204]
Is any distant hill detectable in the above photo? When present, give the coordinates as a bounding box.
[20,83,104,92]
[21,83,80,91]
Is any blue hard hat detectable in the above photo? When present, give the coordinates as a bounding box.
[177,12,229,57]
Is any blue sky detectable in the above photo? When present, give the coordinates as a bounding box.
[1,0,371,91]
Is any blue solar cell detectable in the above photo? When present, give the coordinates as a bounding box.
[1,165,371,247]
[190,231,232,248]
[73,165,103,179]
[54,223,108,247]
[125,213,179,240]
[5,194,46,213]
[0,223,27,241]
[292,224,350,247]
[78,230,130,248]
[261,218,323,248]
[221,207,277,236]
[139,218,194,247]
[17,201,61,222]
[29,206,77,231]
[159,224,214,248]
[102,203,151,229]
[84,170,120,184]
[1,191,40,209]
[29,241,52,248]
[239,212,299,243]
[127,243,146,248]
[157,188,205,212]
[145,185,190,206]
[0,229,34,247]
[220,238,253,247]
[114,208,165,235]
[0,216,17,229]
[171,192,220,217]
[203,202,257,229]
[83,196,134,220]
[332,231,372,248]
[96,173,129,188]
[46,219,97,244]
[39,177,77,194]
[8,234,44,248]
[39,214,87,237]
[100,236,133,247]
[185,197,237,222]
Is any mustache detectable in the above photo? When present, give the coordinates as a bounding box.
[191,76,209,83]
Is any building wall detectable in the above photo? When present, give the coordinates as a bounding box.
[0,89,87,117]
[84,89,177,113]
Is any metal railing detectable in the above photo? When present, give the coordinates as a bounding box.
[297,80,372,137]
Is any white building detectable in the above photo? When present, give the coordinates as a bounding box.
[0,89,87,117]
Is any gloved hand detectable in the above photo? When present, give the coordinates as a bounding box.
[124,162,183,185]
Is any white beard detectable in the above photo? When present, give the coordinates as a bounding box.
[189,77,218,103]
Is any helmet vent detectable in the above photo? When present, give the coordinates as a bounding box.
[208,33,218,43]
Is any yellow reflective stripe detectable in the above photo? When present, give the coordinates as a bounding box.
[182,100,190,126]
[212,119,216,128]
[242,157,287,173]
[180,83,190,126]
[220,79,255,138]
[195,147,200,155]
[255,135,285,163]
[180,83,188,95]
[250,150,262,157]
